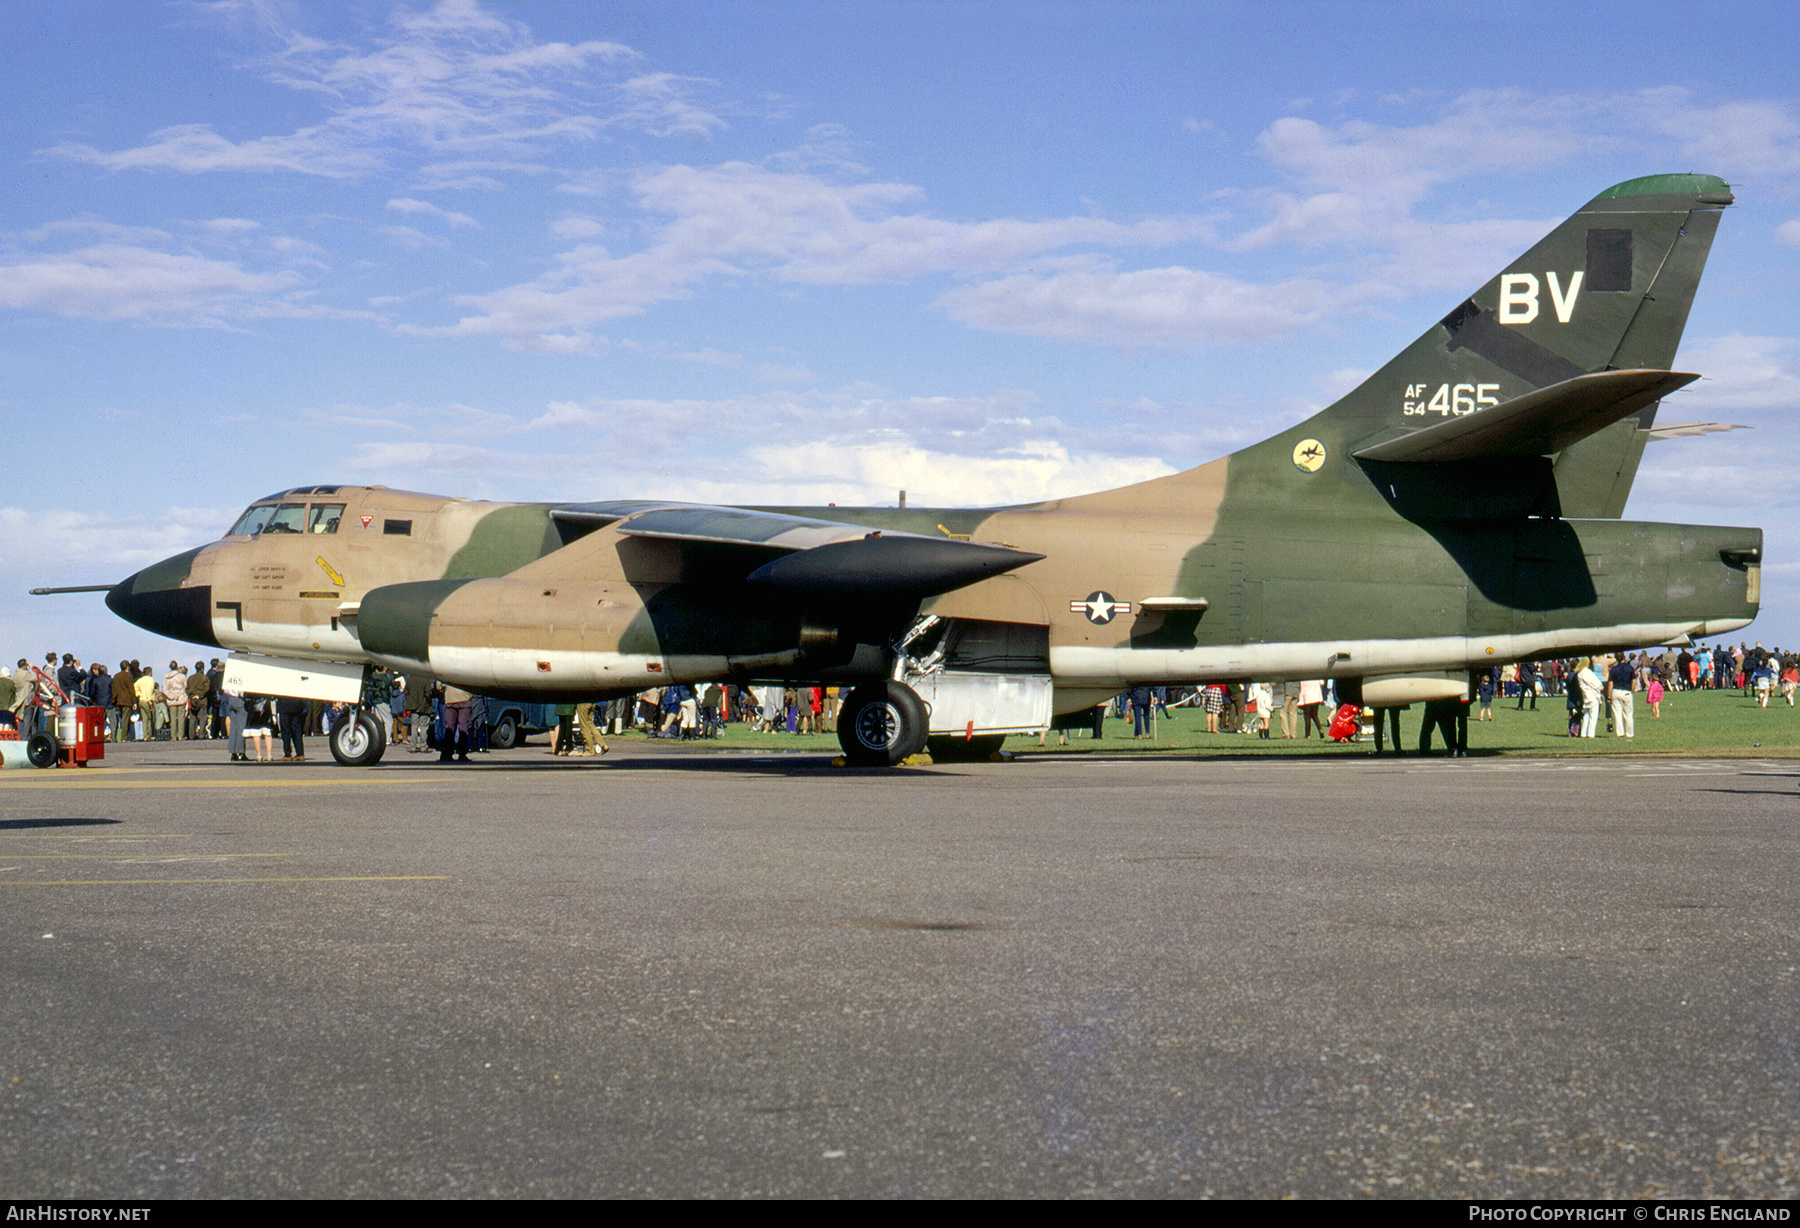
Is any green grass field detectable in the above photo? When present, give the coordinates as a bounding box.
[1020,687,1800,758]
[601,686,1800,759]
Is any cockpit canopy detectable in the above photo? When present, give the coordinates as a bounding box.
[228,494,346,537]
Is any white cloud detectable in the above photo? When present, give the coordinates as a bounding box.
[324,384,1180,506]
[1633,460,1786,512]
[346,441,510,475]
[1225,180,1555,295]
[936,263,1371,349]
[1776,220,1800,248]
[49,122,373,178]
[412,163,512,193]
[1253,95,1595,202]
[343,433,1173,509]
[550,215,605,240]
[411,159,1212,351]
[21,218,173,244]
[0,506,234,571]
[1318,367,1373,402]
[411,242,714,352]
[267,235,329,259]
[377,225,449,250]
[524,400,595,431]
[0,245,299,322]
[1373,215,1564,295]
[44,60,1800,367]
[400,85,1800,357]
[1672,335,1800,415]
[636,162,1211,285]
[386,198,478,228]
[608,72,730,140]
[341,377,1404,494]
[745,437,1173,507]
[44,1,695,181]
[1633,89,1800,178]
[1229,188,1390,252]
[1227,88,1800,297]
[1223,95,1610,301]
[194,217,263,234]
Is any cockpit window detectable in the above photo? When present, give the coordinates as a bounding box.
[308,503,345,534]
[229,504,277,536]
[262,503,308,534]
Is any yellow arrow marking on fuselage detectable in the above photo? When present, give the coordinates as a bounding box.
[316,556,346,587]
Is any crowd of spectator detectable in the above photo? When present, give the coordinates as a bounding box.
[0,654,224,745]
[0,655,829,764]
[2,640,1791,761]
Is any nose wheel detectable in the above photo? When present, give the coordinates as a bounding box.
[329,709,388,767]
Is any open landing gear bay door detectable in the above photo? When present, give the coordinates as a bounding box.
[896,616,1054,737]
[224,653,364,704]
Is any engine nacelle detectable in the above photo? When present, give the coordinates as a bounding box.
[359,575,838,696]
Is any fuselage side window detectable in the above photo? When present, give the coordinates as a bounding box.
[308,503,346,534]
[383,519,413,536]
[262,503,308,534]
[229,504,277,536]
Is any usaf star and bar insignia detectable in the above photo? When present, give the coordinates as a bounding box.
[1071,591,1133,624]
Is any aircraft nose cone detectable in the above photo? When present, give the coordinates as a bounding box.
[106,546,219,647]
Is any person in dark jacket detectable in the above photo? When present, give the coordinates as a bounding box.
[112,663,137,740]
[86,662,114,740]
[277,696,307,761]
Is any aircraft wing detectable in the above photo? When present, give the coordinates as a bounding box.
[553,501,892,551]
[550,500,1043,598]
[1352,369,1699,463]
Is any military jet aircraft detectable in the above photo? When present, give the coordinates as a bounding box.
[78,173,1760,766]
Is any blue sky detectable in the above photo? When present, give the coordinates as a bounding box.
[5,0,1800,667]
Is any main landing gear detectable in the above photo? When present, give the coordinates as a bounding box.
[837,681,930,766]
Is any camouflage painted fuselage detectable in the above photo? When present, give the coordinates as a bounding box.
[108,467,1757,714]
[105,174,1761,712]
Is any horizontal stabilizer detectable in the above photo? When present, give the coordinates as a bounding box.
[1352,369,1699,463]
[747,534,1043,598]
[1646,421,1747,441]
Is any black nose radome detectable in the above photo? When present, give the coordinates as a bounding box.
[106,547,218,648]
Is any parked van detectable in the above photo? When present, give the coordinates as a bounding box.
[480,698,557,749]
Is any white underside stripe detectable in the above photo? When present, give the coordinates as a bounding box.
[1050,619,1752,686]
[223,615,1756,696]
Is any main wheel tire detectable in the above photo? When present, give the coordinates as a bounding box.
[837,681,930,766]
[25,733,57,769]
[925,734,1005,763]
[490,713,520,750]
[328,710,387,767]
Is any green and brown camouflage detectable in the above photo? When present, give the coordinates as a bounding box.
[96,175,1760,763]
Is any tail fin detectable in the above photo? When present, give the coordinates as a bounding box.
[1231,174,1732,517]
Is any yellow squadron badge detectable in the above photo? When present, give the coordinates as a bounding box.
[1292,439,1326,473]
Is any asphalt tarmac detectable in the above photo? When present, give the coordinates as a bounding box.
[3,738,1797,1198]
